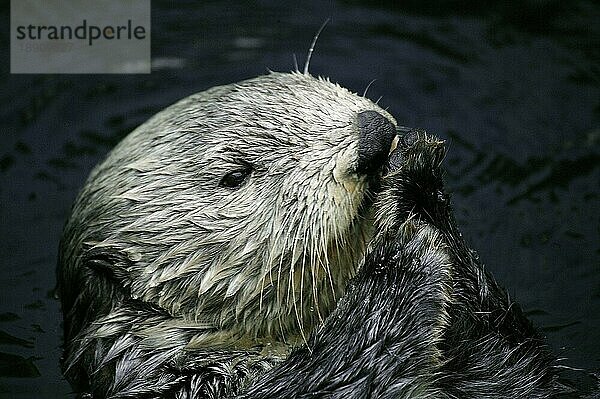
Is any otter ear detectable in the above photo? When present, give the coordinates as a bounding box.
[60,247,134,342]
[82,247,132,288]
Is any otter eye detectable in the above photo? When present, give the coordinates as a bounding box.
[219,167,252,188]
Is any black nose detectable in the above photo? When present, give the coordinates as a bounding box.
[356,110,396,174]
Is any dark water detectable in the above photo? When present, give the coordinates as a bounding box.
[0,1,598,397]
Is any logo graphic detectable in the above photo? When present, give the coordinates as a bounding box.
[11,0,151,74]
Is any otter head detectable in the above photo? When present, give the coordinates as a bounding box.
[59,72,397,347]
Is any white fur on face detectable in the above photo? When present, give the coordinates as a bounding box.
[62,72,397,342]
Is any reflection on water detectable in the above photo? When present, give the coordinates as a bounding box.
[0,1,598,397]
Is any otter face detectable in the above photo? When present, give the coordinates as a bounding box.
[59,72,397,343]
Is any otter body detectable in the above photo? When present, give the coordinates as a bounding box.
[59,72,561,398]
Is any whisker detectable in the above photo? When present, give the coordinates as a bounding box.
[363,79,377,97]
[276,216,293,341]
[304,18,330,75]
[316,212,328,323]
[311,214,321,324]
[289,213,308,346]
[259,264,266,312]
[299,218,309,331]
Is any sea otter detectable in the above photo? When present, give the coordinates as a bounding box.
[58,72,561,398]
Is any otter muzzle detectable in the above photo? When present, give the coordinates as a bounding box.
[356,110,397,174]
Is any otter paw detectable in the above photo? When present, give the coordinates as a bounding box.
[385,129,446,175]
[375,130,449,230]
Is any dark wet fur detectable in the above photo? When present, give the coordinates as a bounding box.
[60,132,564,398]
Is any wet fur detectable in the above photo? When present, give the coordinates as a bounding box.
[59,73,561,397]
